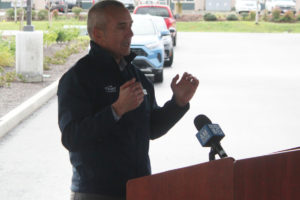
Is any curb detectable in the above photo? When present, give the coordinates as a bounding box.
[0,80,59,139]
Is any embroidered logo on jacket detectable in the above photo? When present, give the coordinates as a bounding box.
[104,85,117,93]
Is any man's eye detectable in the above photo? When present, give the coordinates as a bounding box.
[118,25,127,30]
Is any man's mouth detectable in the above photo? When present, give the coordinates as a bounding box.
[123,41,131,48]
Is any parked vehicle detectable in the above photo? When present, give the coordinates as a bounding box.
[130,14,166,83]
[235,0,261,14]
[265,0,296,13]
[150,15,174,67]
[119,0,135,12]
[46,0,76,12]
[133,4,177,46]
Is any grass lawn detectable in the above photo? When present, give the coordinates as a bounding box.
[177,21,300,33]
[0,20,87,31]
[1,19,300,33]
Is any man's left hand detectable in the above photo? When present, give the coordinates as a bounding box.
[171,72,199,107]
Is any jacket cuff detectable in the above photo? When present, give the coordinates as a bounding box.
[170,95,190,112]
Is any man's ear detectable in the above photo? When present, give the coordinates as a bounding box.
[93,28,105,44]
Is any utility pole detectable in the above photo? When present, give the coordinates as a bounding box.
[23,0,34,31]
[16,0,43,82]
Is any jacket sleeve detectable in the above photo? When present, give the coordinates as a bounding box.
[149,93,190,140]
[57,70,117,152]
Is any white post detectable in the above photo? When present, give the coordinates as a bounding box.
[16,31,43,82]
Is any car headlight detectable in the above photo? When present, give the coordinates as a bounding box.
[162,36,172,43]
[145,41,161,49]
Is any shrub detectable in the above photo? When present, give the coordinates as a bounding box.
[241,12,249,21]
[0,36,15,67]
[5,8,14,20]
[45,37,89,66]
[72,6,82,19]
[203,13,217,21]
[226,14,238,21]
[280,11,295,22]
[262,12,270,22]
[32,10,37,20]
[0,51,14,67]
[5,8,25,21]
[0,71,18,87]
[55,28,80,42]
[249,11,256,21]
[271,8,281,22]
[297,13,300,21]
[37,9,48,20]
[44,31,58,46]
[52,9,59,20]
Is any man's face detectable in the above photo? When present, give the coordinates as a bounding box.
[97,7,133,62]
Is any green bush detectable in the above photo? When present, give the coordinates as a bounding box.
[72,7,82,19]
[271,8,281,22]
[0,71,18,87]
[241,12,249,21]
[5,8,14,20]
[44,31,58,46]
[249,11,256,21]
[262,12,270,22]
[5,8,25,21]
[56,28,80,42]
[280,11,295,22]
[37,9,48,20]
[32,10,37,20]
[0,36,15,67]
[0,50,14,67]
[55,29,67,42]
[204,13,217,21]
[0,36,15,54]
[297,13,300,21]
[44,37,89,66]
[226,14,238,21]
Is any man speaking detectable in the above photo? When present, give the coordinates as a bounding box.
[57,1,199,199]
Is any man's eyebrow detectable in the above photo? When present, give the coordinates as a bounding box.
[117,21,133,26]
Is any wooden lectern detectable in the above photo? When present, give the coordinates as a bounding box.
[127,148,300,200]
[234,149,300,200]
[127,158,234,200]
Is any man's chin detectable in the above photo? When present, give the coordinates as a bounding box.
[123,49,131,56]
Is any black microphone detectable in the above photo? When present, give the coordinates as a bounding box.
[194,115,228,161]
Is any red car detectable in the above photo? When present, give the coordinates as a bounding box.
[133,4,177,46]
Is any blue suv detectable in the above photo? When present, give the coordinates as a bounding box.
[130,14,168,83]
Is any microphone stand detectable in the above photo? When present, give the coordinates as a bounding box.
[209,148,216,161]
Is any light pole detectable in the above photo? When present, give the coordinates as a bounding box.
[23,0,34,31]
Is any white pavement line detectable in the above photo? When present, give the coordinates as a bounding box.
[0,80,58,139]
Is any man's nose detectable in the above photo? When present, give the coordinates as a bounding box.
[128,28,134,38]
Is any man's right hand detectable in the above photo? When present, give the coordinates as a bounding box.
[112,78,144,118]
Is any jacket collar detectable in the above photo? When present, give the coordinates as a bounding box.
[89,40,136,65]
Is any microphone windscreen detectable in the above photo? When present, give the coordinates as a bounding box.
[194,114,212,131]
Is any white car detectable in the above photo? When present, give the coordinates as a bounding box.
[150,15,174,67]
[265,0,296,13]
[235,0,261,14]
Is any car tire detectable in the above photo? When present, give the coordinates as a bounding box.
[173,34,177,47]
[154,70,163,83]
[164,49,173,67]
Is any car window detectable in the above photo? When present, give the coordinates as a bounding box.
[135,7,170,18]
[151,17,168,32]
[132,18,156,35]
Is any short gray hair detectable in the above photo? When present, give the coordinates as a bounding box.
[87,0,125,40]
